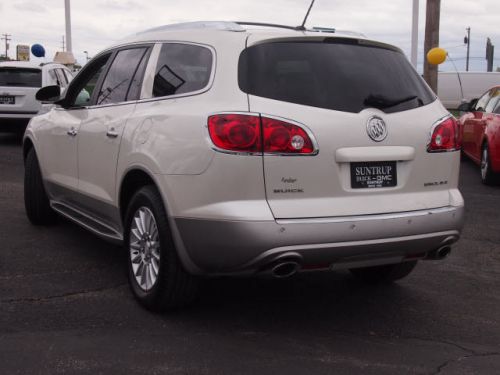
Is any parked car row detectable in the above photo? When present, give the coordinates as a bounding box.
[0,61,73,134]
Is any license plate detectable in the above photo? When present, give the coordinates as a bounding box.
[0,95,15,104]
[351,161,397,189]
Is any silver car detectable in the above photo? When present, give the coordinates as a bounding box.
[24,22,464,311]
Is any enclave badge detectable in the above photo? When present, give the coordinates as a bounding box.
[366,116,388,142]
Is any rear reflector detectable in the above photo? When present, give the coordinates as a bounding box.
[427,116,461,152]
[207,113,317,155]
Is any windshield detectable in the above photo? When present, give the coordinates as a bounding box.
[238,39,436,114]
[0,68,42,87]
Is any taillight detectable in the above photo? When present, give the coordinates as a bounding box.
[262,117,315,154]
[207,114,261,153]
[207,113,317,155]
[427,116,461,152]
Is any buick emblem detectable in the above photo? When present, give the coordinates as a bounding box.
[366,116,388,142]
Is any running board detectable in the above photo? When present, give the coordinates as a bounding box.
[51,201,123,243]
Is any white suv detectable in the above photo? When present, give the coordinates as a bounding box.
[24,22,464,311]
[0,61,73,133]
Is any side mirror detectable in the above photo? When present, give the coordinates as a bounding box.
[458,98,478,113]
[35,85,61,103]
[457,101,471,112]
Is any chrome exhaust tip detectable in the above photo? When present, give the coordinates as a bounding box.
[426,245,452,260]
[271,261,300,278]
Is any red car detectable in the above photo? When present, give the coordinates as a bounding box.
[458,86,500,184]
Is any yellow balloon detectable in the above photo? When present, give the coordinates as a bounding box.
[427,48,447,65]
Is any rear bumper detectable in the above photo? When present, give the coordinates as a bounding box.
[174,205,465,275]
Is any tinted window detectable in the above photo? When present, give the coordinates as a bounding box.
[475,90,492,112]
[239,40,436,114]
[153,43,212,97]
[97,48,148,105]
[55,69,68,87]
[0,68,42,87]
[127,49,150,101]
[485,90,500,113]
[48,69,62,86]
[65,54,111,107]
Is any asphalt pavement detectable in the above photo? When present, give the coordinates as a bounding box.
[1,133,499,374]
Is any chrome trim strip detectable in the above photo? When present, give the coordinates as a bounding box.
[51,201,123,242]
[275,206,460,225]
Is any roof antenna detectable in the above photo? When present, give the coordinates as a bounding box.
[297,0,316,31]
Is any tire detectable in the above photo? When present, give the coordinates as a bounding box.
[24,148,57,225]
[350,261,417,284]
[124,185,199,311]
[480,143,498,185]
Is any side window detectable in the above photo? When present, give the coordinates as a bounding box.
[475,90,492,112]
[96,47,148,105]
[63,68,73,83]
[153,43,213,98]
[65,53,111,107]
[55,69,68,87]
[485,90,500,113]
[48,69,62,86]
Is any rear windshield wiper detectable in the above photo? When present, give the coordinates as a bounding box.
[364,94,421,109]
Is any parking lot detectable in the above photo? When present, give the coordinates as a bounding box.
[0,133,499,374]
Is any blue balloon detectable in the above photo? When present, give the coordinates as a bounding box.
[31,44,45,58]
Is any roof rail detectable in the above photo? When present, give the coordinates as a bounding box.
[138,21,245,34]
[235,22,304,31]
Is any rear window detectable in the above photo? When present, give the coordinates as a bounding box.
[0,68,42,87]
[238,40,436,114]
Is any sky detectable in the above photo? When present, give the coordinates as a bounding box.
[0,0,499,72]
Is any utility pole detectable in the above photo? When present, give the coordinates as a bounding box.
[423,0,441,93]
[465,27,471,71]
[486,38,495,72]
[61,35,65,52]
[1,33,11,59]
[411,0,419,68]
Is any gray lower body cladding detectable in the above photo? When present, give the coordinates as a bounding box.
[174,206,464,275]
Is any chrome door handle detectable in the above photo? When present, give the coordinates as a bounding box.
[67,128,78,137]
[106,128,119,138]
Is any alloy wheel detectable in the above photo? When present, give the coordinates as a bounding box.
[129,207,161,291]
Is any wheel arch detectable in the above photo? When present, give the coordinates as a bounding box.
[118,167,203,275]
[22,136,36,164]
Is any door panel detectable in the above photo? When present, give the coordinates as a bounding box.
[37,108,85,202]
[76,104,136,224]
[76,46,149,225]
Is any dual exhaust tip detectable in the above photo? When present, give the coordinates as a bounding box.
[263,245,453,278]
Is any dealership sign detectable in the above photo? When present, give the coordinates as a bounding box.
[16,45,30,61]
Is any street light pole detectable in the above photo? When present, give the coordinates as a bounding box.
[65,0,72,53]
[411,0,419,68]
